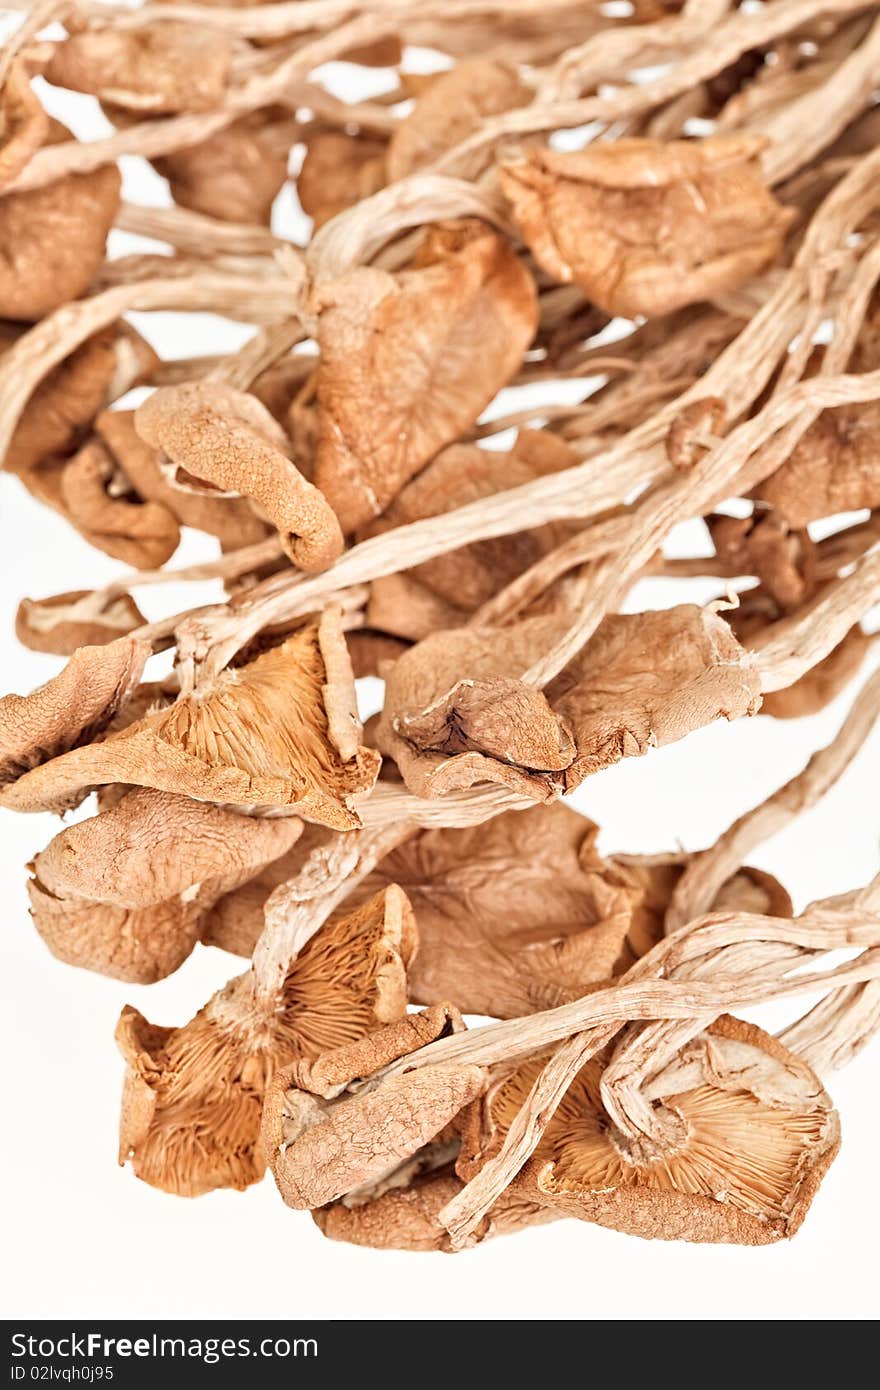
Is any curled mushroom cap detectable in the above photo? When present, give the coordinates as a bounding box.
[0,611,380,822]
[0,119,121,321]
[28,788,304,983]
[135,382,343,572]
[15,590,146,657]
[364,430,579,636]
[461,1017,839,1245]
[117,885,416,1195]
[500,135,793,318]
[46,22,234,115]
[297,129,387,231]
[155,107,297,224]
[0,61,49,191]
[263,1005,483,1211]
[0,636,149,793]
[59,436,181,569]
[376,605,760,799]
[386,59,530,182]
[95,410,269,549]
[313,219,538,532]
[755,404,880,527]
[3,323,158,483]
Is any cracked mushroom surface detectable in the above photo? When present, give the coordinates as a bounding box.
[28,789,304,982]
[263,1006,484,1211]
[0,636,149,795]
[500,135,793,318]
[460,1017,839,1245]
[116,885,416,1195]
[313,219,538,532]
[0,119,121,321]
[135,382,343,572]
[375,604,761,799]
[0,611,379,821]
[46,22,234,115]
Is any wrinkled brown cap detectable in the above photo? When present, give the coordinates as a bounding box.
[0,612,379,821]
[500,135,793,318]
[136,382,343,572]
[314,1167,556,1251]
[263,1003,482,1210]
[297,129,386,231]
[3,323,158,482]
[29,788,303,982]
[461,1017,839,1244]
[0,119,121,321]
[376,605,760,799]
[155,107,296,224]
[313,219,538,532]
[386,59,530,182]
[356,807,793,1018]
[0,636,149,792]
[15,589,146,656]
[47,22,233,114]
[117,885,416,1195]
[95,410,270,548]
[0,61,48,191]
[363,430,580,634]
[755,404,880,527]
[201,823,329,959]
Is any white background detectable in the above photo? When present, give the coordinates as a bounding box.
[2,49,879,1322]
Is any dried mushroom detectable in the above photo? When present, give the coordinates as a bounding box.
[500,136,793,317]
[135,382,343,571]
[154,108,296,225]
[263,1006,483,1210]
[47,23,233,115]
[0,120,120,321]
[28,788,303,982]
[15,589,146,656]
[95,410,270,549]
[386,60,531,182]
[0,637,148,793]
[117,886,416,1194]
[59,437,181,569]
[376,605,761,798]
[313,220,538,532]
[460,1018,839,1244]
[297,130,386,231]
[0,612,379,822]
[0,61,48,191]
[364,431,579,636]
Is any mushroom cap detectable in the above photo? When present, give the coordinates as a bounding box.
[500,134,793,318]
[0,614,380,822]
[59,436,181,569]
[0,60,49,192]
[0,119,121,322]
[46,22,234,115]
[313,219,538,532]
[0,636,149,792]
[154,108,296,225]
[135,382,344,572]
[15,590,146,656]
[29,788,304,982]
[386,59,531,182]
[117,885,416,1195]
[461,1017,839,1245]
[297,129,387,231]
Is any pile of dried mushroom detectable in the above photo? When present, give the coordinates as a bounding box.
[2,0,880,1252]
